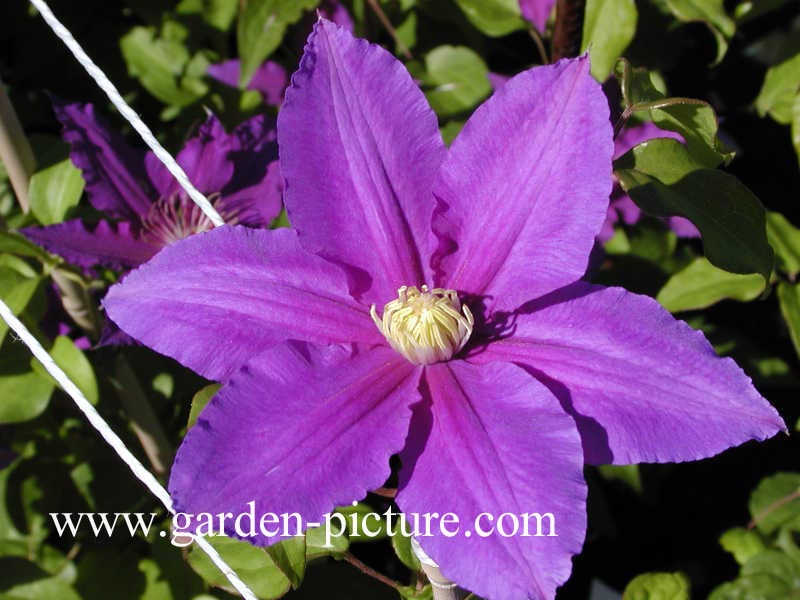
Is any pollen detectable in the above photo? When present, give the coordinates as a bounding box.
[370,285,474,365]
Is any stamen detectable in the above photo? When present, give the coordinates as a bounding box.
[141,193,218,246]
[371,285,474,365]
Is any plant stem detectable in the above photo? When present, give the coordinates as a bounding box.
[342,551,402,591]
[372,486,397,499]
[50,269,104,341]
[112,355,174,477]
[748,489,800,529]
[412,538,467,600]
[551,0,586,62]
[529,27,549,65]
[0,80,35,213]
[365,0,413,60]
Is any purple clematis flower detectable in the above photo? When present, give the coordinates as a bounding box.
[104,22,784,600]
[520,0,555,31]
[20,101,282,272]
[207,60,288,106]
[599,121,700,242]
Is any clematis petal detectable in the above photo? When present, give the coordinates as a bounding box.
[207,59,288,105]
[217,115,282,226]
[18,219,157,270]
[52,100,153,220]
[169,343,420,543]
[432,56,613,312]
[103,226,381,381]
[519,0,555,31]
[145,114,235,197]
[397,360,586,600]
[279,19,446,303]
[471,282,786,464]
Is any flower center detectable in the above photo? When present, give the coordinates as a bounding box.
[142,194,216,246]
[370,285,474,365]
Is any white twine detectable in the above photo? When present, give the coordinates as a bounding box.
[28,0,225,228]
[0,299,257,600]
[13,2,259,596]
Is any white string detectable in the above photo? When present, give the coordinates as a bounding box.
[21,3,262,596]
[28,0,225,228]
[0,299,257,600]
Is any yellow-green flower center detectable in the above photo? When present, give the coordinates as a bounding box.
[370,285,474,365]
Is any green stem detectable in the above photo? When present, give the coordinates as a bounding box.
[112,355,174,477]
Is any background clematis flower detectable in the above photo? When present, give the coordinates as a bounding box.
[520,0,555,31]
[599,121,700,242]
[19,101,282,272]
[207,59,288,106]
[103,21,785,600]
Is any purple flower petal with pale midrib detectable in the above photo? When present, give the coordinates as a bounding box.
[398,360,586,600]
[468,282,786,464]
[279,20,446,304]
[170,342,419,541]
[103,226,381,382]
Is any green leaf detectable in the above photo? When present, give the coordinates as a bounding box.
[139,558,174,600]
[735,0,792,22]
[663,0,735,63]
[778,282,800,358]
[0,232,60,267]
[710,575,792,600]
[792,92,800,167]
[616,169,773,279]
[0,367,54,425]
[749,472,800,534]
[337,502,389,542]
[28,159,84,226]
[187,383,221,429]
[0,267,41,345]
[305,521,350,559]
[719,527,767,566]
[177,0,238,31]
[657,257,765,312]
[581,0,637,81]
[615,61,668,106]
[396,11,418,55]
[391,525,420,571]
[32,336,98,406]
[0,557,81,600]
[649,103,733,167]
[120,26,208,108]
[151,372,174,399]
[623,571,690,599]
[741,550,800,590]
[265,536,306,589]
[440,120,465,145]
[236,0,318,86]
[597,464,643,493]
[615,137,710,184]
[767,212,800,277]
[452,0,526,37]
[424,46,491,117]
[186,535,292,598]
[755,53,800,125]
